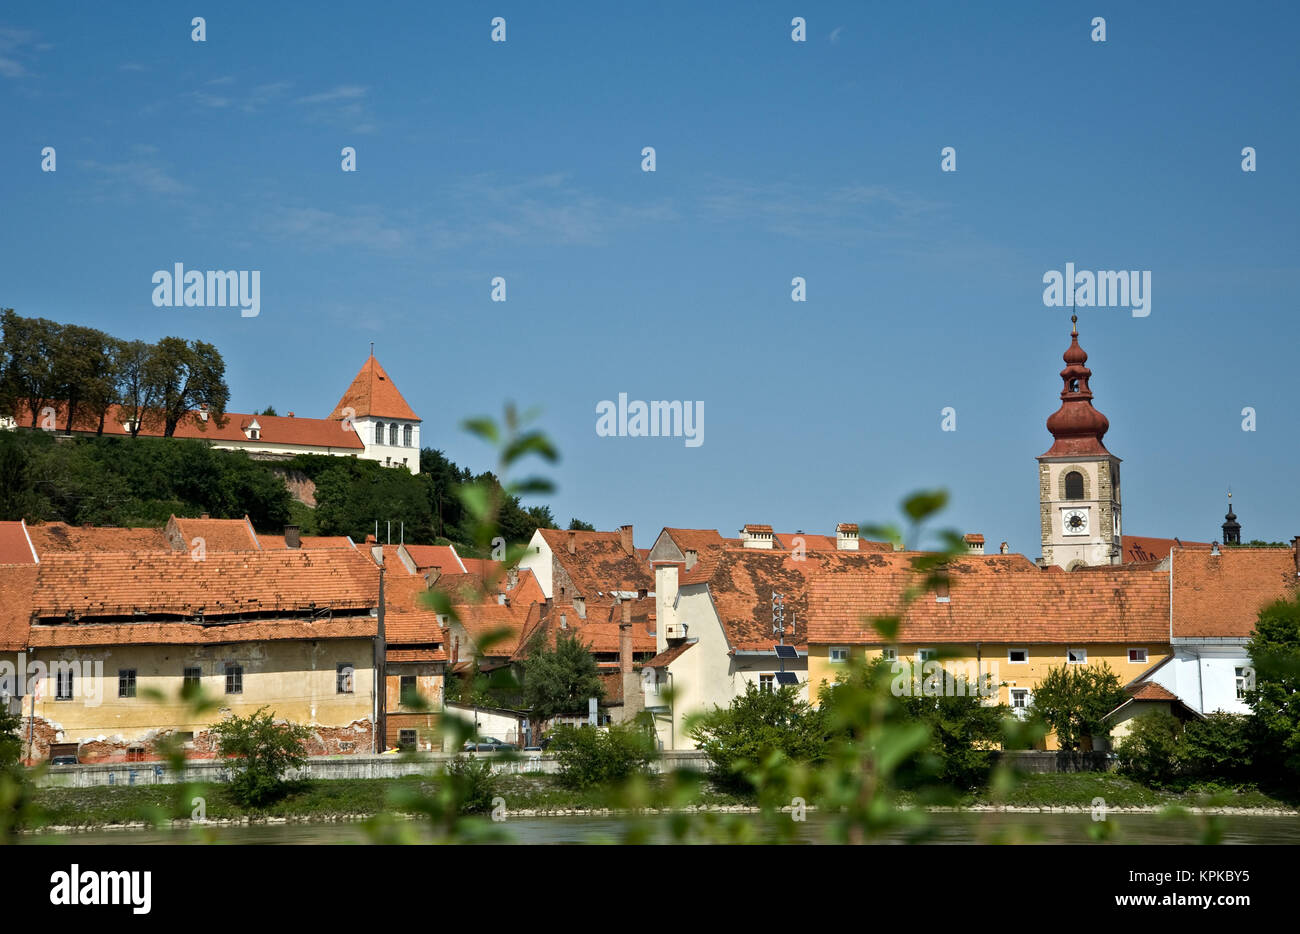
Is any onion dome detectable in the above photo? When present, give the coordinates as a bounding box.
[1222,495,1241,545]
[1042,316,1111,457]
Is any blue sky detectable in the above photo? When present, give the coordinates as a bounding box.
[2,2,1297,551]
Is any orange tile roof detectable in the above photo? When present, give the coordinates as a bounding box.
[644,641,695,668]
[168,515,260,552]
[28,616,375,647]
[513,598,656,659]
[1125,535,1211,564]
[387,648,448,663]
[383,566,449,646]
[328,355,421,422]
[30,549,379,621]
[0,565,38,649]
[403,544,466,573]
[1128,681,1180,702]
[538,528,653,596]
[27,522,168,555]
[0,521,37,564]
[8,401,364,450]
[807,553,1170,645]
[1171,547,1297,638]
[257,534,356,550]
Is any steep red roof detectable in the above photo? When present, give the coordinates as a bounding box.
[513,598,656,659]
[1128,681,1179,702]
[0,521,37,564]
[1171,546,1297,638]
[257,534,355,550]
[644,641,695,668]
[328,355,421,422]
[27,522,168,555]
[1124,535,1211,565]
[403,544,466,574]
[539,528,653,597]
[0,565,37,649]
[167,515,260,552]
[29,617,375,647]
[808,553,1170,645]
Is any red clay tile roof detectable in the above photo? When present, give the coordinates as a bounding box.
[807,553,1170,645]
[513,599,656,659]
[1125,535,1211,565]
[257,534,356,550]
[1171,547,1297,638]
[328,355,421,422]
[30,549,379,621]
[644,641,695,668]
[168,515,260,552]
[1128,681,1179,702]
[7,401,365,450]
[538,528,653,596]
[29,617,375,647]
[384,568,449,646]
[0,521,37,564]
[403,544,466,573]
[0,565,38,650]
[387,647,448,663]
[27,522,169,555]
[454,601,534,657]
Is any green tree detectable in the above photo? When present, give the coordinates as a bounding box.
[116,339,164,438]
[209,707,311,808]
[144,336,230,437]
[567,517,595,531]
[0,310,62,428]
[1029,662,1126,751]
[1116,710,1184,787]
[1182,712,1254,784]
[521,630,604,719]
[691,682,828,792]
[1245,596,1300,782]
[548,722,655,789]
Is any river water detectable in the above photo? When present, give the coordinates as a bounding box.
[31,810,1300,845]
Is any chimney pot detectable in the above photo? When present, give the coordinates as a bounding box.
[999,541,1009,555]
[619,524,634,556]
[567,530,576,554]
[284,525,301,549]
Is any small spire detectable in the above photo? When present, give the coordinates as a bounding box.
[1071,313,1078,337]
[370,340,375,357]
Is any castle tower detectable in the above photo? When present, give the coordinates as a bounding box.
[329,353,423,473]
[1038,316,1121,569]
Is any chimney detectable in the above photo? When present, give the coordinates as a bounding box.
[423,568,441,588]
[567,530,576,554]
[964,533,985,555]
[284,525,301,549]
[619,524,635,557]
[619,600,633,678]
[199,402,209,422]
[452,634,459,665]
[740,524,774,549]
[200,513,210,520]
[836,523,860,551]
[287,411,294,418]
[999,541,1009,555]
[573,596,586,619]
[1292,536,1300,576]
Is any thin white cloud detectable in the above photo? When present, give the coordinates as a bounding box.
[80,158,190,196]
[0,27,38,78]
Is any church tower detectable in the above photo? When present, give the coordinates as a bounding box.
[1038,316,1122,569]
[1222,495,1241,545]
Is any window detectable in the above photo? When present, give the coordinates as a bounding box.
[830,646,849,664]
[374,422,384,445]
[225,664,243,695]
[759,673,775,693]
[881,647,897,661]
[55,668,74,701]
[1010,688,1031,713]
[1128,648,1148,664]
[1067,648,1087,664]
[1008,649,1028,664]
[403,424,412,447]
[118,669,137,698]
[1065,471,1084,500]
[126,747,146,762]
[917,648,936,662]
[337,664,354,694]
[400,675,418,706]
[1235,667,1251,699]
[183,666,201,690]
[389,423,399,446]
[398,729,417,750]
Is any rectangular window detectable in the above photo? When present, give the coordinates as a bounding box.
[1128,648,1148,664]
[337,664,354,694]
[126,747,146,762]
[398,729,417,750]
[225,664,243,695]
[183,666,201,689]
[1010,688,1030,711]
[118,669,137,699]
[829,646,849,664]
[1008,649,1028,664]
[917,648,936,662]
[1235,667,1251,699]
[759,673,775,693]
[56,668,74,701]
[1067,648,1087,664]
[881,647,897,661]
[400,675,418,706]
[403,425,413,447]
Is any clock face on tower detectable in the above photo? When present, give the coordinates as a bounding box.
[1064,509,1089,535]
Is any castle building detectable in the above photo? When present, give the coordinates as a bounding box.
[1038,316,1122,569]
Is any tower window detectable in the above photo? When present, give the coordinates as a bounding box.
[403,424,412,447]
[374,422,384,445]
[389,423,399,446]
[1064,471,1084,500]
[1069,378,1080,392]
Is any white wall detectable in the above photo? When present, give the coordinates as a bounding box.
[517,529,553,598]
[1150,644,1251,715]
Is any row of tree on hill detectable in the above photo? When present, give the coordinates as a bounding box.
[0,309,230,438]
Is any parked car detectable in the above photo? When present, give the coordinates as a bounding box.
[50,755,78,766]
[462,737,516,752]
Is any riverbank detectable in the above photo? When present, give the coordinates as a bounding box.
[23,771,1297,834]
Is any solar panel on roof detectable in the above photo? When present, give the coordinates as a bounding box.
[775,671,799,685]
[773,644,798,659]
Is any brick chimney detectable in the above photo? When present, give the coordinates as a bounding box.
[567,530,576,554]
[619,599,644,721]
[836,523,860,551]
[284,525,301,549]
[619,524,634,557]
[1293,536,1300,576]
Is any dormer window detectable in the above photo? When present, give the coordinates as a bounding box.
[244,418,261,441]
[374,421,384,445]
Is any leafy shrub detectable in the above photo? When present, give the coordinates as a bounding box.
[549,723,655,789]
[444,755,500,814]
[1181,712,1253,784]
[1116,710,1184,787]
[1030,663,1127,751]
[209,707,311,808]
[691,683,827,793]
